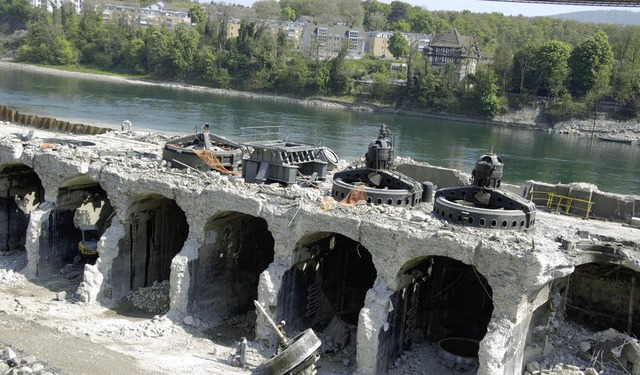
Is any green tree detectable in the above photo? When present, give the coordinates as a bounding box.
[363,0,389,31]
[536,40,571,97]
[409,9,434,34]
[281,6,296,21]
[568,31,614,97]
[388,1,412,23]
[188,5,206,34]
[188,5,206,25]
[512,44,537,93]
[274,54,310,94]
[327,46,350,95]
[389,20,410,33]
[17,12,76,65]
[388,31,408,59]
[473,67,502,117]
[143,26,170,75]
[280,0,312,19]
[169,24,201,78]
[254,0,282,21]
[121,37,146,74]
[337,0,364,27]
[411,64,440,105]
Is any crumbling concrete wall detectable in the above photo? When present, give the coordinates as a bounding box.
[524,180,639,223]
[396,162,471,189]
[1,128,640,375]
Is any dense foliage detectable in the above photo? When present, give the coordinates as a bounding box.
[3,0,640,120]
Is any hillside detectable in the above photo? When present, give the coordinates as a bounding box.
[550,9,640,25]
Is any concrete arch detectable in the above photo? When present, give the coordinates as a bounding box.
[110,193,189,300]
[275,231,377,367]
[37,174,112,277]
[187,210,275,326]
[0,163,44,252]
[377,255,494,374]
[522,258,640,375]
[564,262,640,335]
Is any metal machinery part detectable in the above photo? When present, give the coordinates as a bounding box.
[331,125,425,207]
[242,140,337,185]
[433,153,537,229]
[254,301,322,375]
[163,132,244,172]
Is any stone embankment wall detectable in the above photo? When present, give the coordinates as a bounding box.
[0,124,640,375]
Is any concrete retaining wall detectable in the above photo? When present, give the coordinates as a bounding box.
[0,106,111,135]
[524,180,639,223]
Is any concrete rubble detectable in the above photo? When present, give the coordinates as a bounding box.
[0,121,639,375]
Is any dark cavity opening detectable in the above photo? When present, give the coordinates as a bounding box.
[377,256,493,373]
[188,212,274,326]
[0,164,44,253]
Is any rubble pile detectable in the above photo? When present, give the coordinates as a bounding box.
[0,252,26,286]
[0,344,65,375]
[530,318,639,375]
[128,280,170,314]
[387,343,472,375]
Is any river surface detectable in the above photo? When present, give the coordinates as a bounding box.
[1,65,639,195]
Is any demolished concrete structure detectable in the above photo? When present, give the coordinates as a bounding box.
[1,121,640,374]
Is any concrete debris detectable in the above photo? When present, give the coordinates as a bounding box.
[128,280,170,314]
[0,252,27,286]
[535,318,638,375]
[388,343,474,375]
[0,344,65,375]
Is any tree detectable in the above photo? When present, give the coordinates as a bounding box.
[388,1,412,23]
[389,20,410,33]
[121,37,146,74]
[281,6,296,21]
[568,31,614,97]
[337,0,364,27]
[253,0,281,21]
[512,44,537,93]
[409,9,434,34]
[188,5,206,26]
[363,0,389,31]
[309,0,339,24]
[536,40,571,97]
[143,26,170,75]
[364,11,386,31]
[473,67,502,117]
[388,31,408,59]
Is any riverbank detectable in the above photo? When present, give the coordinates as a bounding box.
[2,60,639,143]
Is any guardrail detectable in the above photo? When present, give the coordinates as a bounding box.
[529,190,594,219]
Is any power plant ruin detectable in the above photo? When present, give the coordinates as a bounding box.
[1,115,640,375]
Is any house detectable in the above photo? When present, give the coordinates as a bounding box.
[365,32,431,59]
[300,23,366,60]
[424,28,480,81]
[32,0,82,13]
[102,4,191,28]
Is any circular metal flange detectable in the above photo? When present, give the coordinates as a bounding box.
[263,329,322,375]
[331,168,424,207]
[433,186,536,229]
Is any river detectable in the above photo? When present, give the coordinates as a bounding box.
[1,64,639,195]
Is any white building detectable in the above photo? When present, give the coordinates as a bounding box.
[32,0,83,13]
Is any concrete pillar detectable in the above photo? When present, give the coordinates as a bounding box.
[355,277,393,375]
[256,261,289,342]
[168,236,201,317]
[24,201,54,279]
